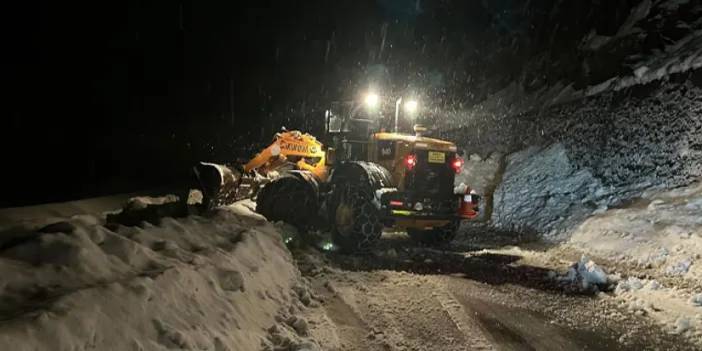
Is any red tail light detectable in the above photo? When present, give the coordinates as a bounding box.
[405,154,417,170]
[450,156,464,173]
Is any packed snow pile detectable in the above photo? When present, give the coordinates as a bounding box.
[566,182,702,341]
[569,182,702,280]
[611,276,702,340]
[0,197,308,351]
[0,194,137,233]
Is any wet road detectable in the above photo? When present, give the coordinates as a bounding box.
[295,234,694,351]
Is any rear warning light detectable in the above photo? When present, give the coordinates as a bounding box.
[405,154,417,170]
[389,200,404,207]
[450,156,464,173]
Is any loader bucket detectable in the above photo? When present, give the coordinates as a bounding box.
[193,162,242,209]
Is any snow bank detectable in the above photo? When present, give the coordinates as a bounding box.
[567,182,702,341]
[569,182,702,280]
[0,193,136,232]
[0,199,303,351]
[469,72,702,238]
[612,276,702,340]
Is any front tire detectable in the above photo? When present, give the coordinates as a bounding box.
[407,221,459,246]
[331,185,382,252]
[256,174,318,229]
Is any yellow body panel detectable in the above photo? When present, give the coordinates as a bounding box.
[372,132,457,152]
[243,130,329,181]
[241,130,456,188]
[368,132,457,191]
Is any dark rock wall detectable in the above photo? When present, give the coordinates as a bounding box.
[455,71,702,237]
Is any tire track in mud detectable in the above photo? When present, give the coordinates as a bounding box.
[317,287,375,351]
[430,280,495,351]
[447,282,611,351]
[359,273,469,350]
[299,239,698,351]
[311,269,496,351]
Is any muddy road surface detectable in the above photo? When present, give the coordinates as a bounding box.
[291,233,695,351]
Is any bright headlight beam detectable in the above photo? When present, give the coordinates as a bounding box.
[404,99,418,113]
[364,93,380,108]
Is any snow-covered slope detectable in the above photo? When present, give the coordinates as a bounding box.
[0,199,304,351]
[569,182,702,278]
[439,0,702,130]
[453,71,702,237]
[565,182,702,340]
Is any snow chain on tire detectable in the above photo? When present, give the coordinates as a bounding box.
[256,174,317,230]
[331,184,383,253]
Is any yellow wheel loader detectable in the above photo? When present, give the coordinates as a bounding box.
[193,103,479,252]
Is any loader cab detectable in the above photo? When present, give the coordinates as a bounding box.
[325,105,376,162]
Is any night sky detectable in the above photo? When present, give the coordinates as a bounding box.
[4,0,639,206]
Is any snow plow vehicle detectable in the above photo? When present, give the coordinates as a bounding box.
[193,100,479,252]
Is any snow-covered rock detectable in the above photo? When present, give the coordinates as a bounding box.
[674,317,692,334]
[666,258,694,276]
[616,277,646,294]
[690,294,702,307]
[451,70,702,241]
[556,256,610,291]
[492,144,605,237]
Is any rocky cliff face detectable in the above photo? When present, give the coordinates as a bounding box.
[491,144,604,238]
[441,0,702,239]
[435,0,702,130]
[458,70,702,238]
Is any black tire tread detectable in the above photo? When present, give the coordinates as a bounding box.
[255,175,317,229]
[331,185,383,252]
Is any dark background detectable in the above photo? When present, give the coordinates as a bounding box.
[3,0,649,207]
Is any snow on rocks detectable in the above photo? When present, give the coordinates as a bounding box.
[0,198,305,351]
[615,277,646,294]
[666,258,694,276]
[554,256,612,292]
[569,182,702,280]
[492,144,605,238]
[612,275,702,339]
[691,294,702,307]
[674,317,693,334]
[453,70,702,240]
[564,183,702,343]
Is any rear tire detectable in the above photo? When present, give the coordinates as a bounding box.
[407,221,459,246]
[331,185,382,252]
[256,174,318,229]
